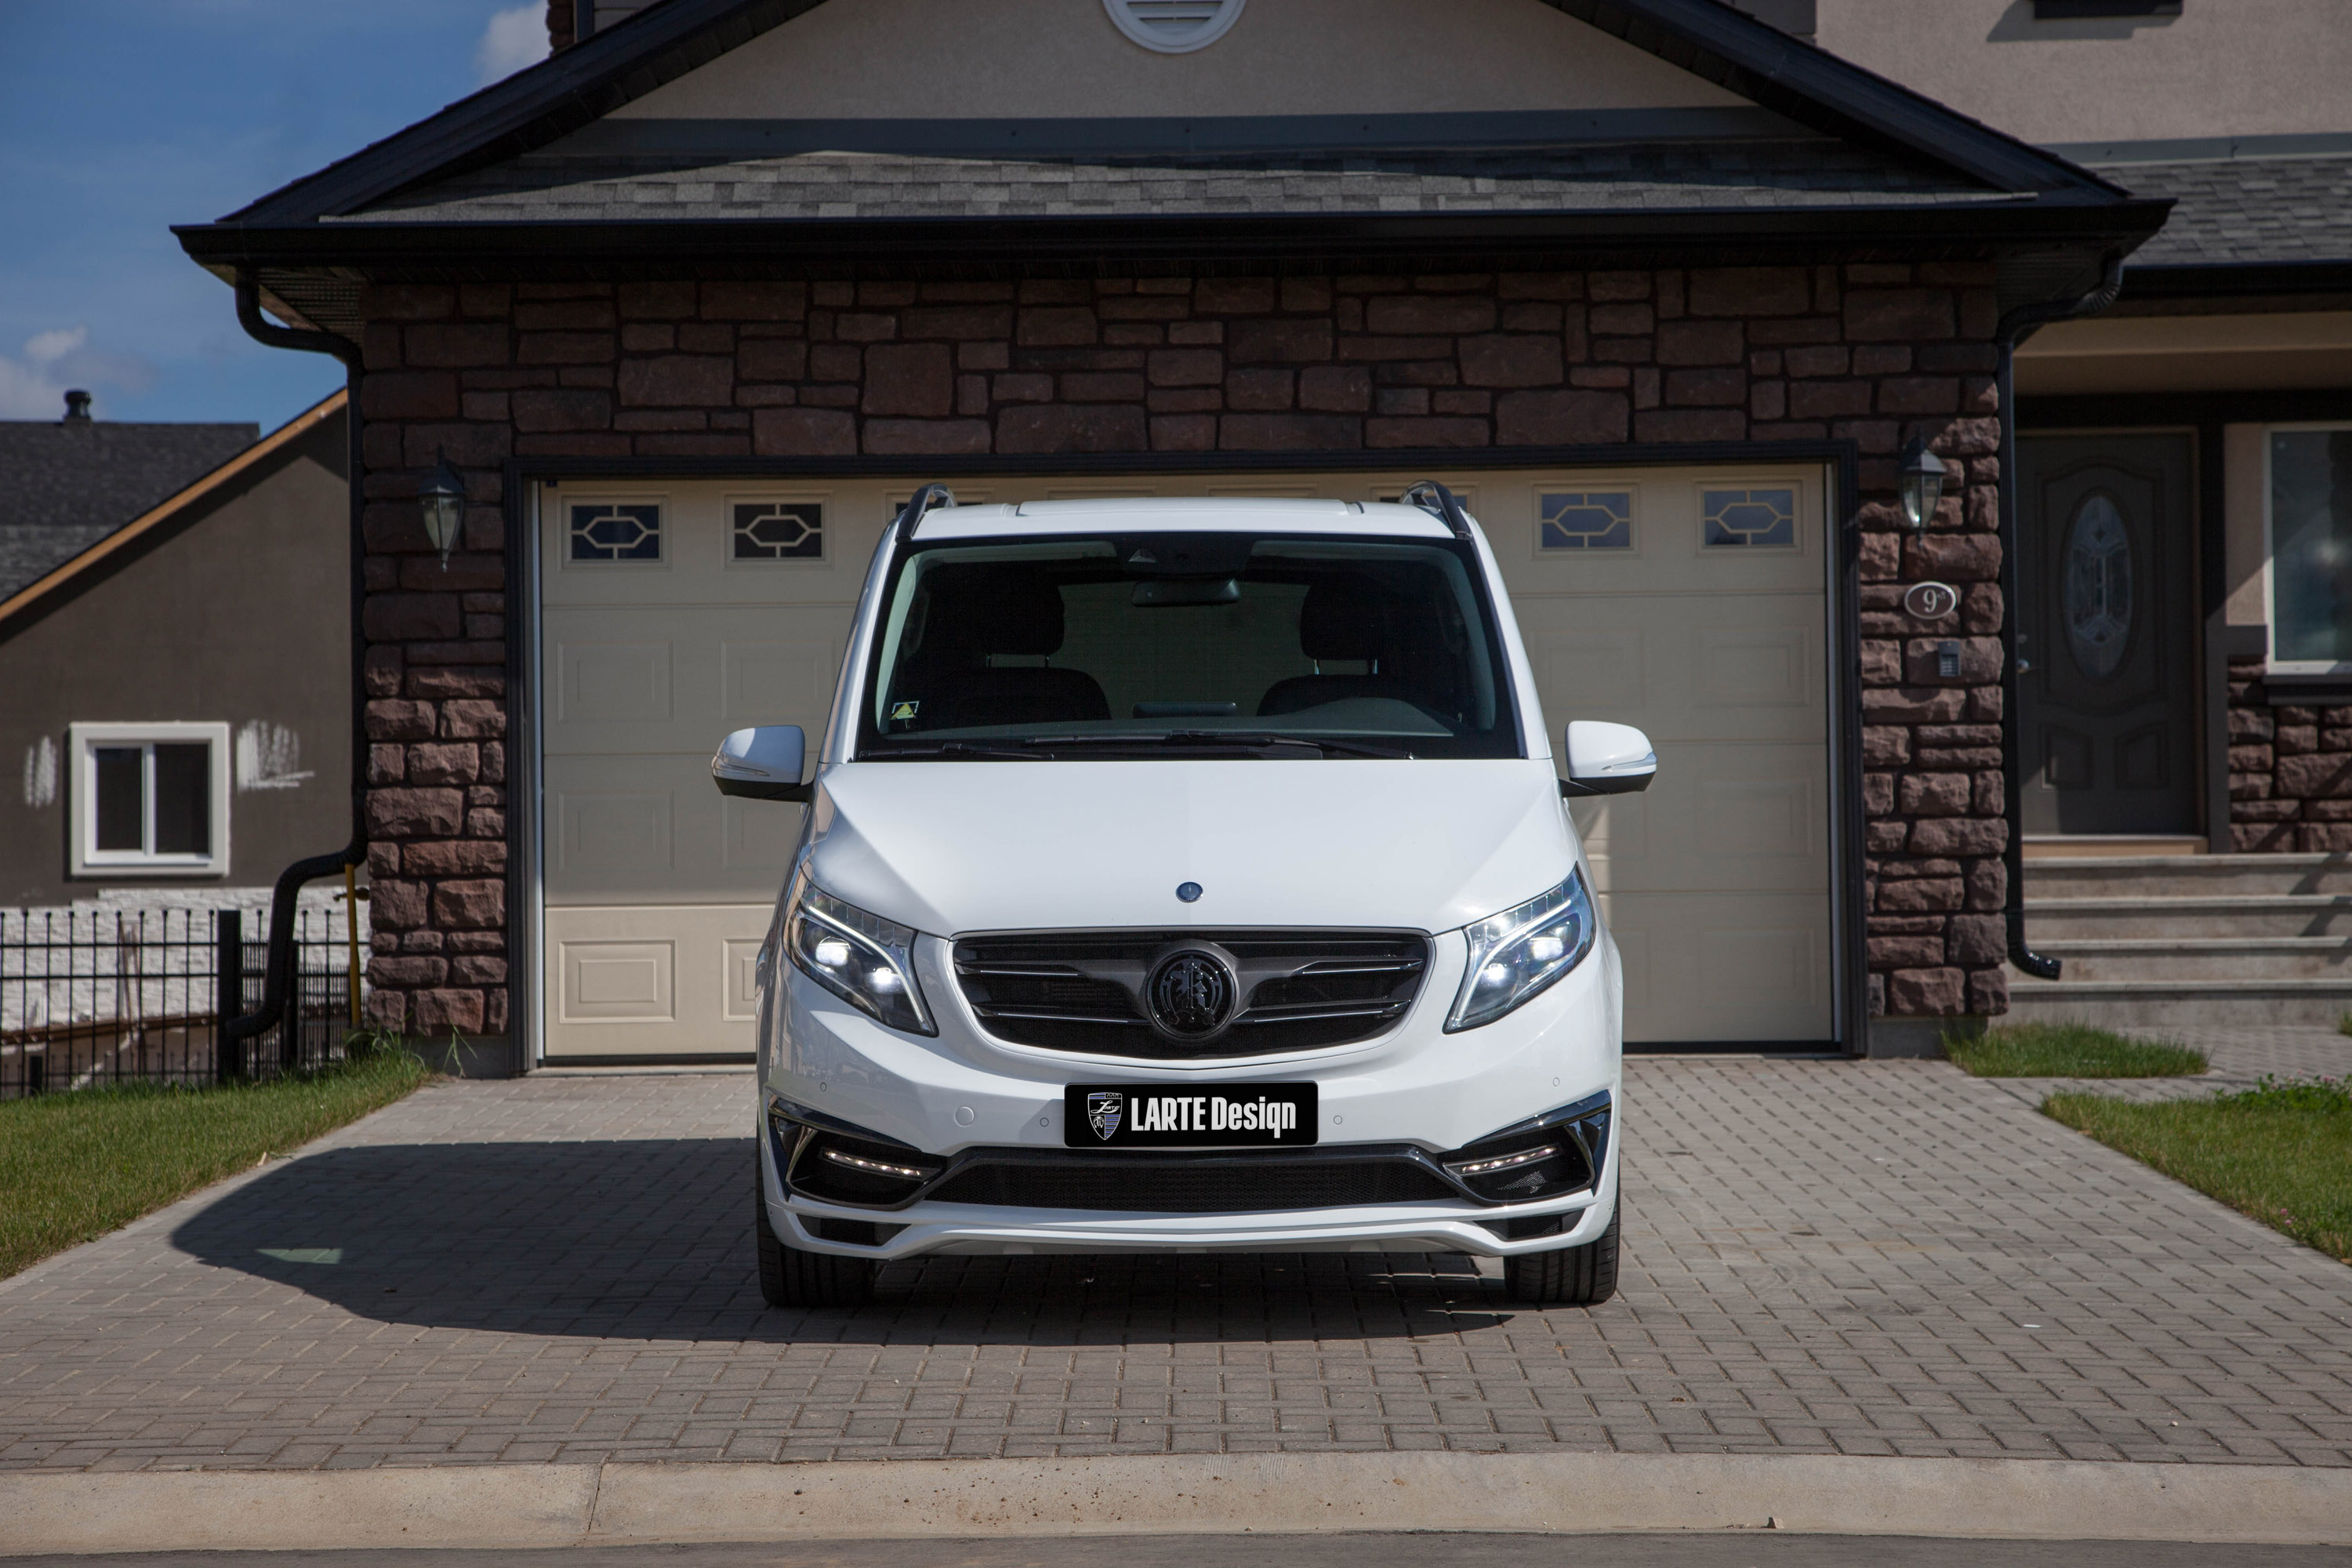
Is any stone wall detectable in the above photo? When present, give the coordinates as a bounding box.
[2225,657,2352,850]
[349,263,2013,1037]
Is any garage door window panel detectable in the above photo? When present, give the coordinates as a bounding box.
[731,501,825,564]
[568,502,665,564]
[1700,487,1798,550]
[1538,491,1635,551]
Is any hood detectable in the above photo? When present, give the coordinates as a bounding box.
[804,759,1573,936]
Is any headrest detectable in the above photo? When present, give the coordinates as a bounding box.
[916,566,1066,659]
[1298,579,1384,662]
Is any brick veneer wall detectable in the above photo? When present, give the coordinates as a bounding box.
[351,263,2013,1038]
[2225,658,2352,850]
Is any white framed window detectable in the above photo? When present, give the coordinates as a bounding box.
[68,722,231,877]
[2266,424,2352,672]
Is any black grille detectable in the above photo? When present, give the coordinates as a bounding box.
[953,930,1428,1058]
[924,1148,1460,1213]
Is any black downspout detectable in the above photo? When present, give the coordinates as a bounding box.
[1992,252,2126,984]
[225,272,370,1065]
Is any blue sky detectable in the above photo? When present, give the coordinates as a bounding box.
[0,1,551,430]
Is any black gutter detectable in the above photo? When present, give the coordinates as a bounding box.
[176,199,2175,281]
[1992,252,2127,985]
[2118,260,2352,302]
[224,274,370,1069]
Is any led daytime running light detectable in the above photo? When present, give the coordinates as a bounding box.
[1448,1143,1559,1178]
[820,1146,930,1181]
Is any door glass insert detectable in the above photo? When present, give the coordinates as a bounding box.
[2062,493,2132,678]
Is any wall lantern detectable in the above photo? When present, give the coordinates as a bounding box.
[417,451,466,570]
[1898,434,1948,534]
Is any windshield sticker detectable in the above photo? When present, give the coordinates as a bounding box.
[890,701,920,720]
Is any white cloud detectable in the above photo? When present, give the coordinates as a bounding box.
[475,3,550,85]
[0,326,157,419]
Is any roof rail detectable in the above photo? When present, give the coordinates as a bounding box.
[895,483,957,541]
[1400,480,1473,541]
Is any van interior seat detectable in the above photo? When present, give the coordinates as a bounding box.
[893,567,1110,729]
[1258,576,1417,717]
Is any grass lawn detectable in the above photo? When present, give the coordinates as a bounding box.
[1944,1020,2207,1078]
[0,1051,431,1280]
[2046,1078,2352,1265]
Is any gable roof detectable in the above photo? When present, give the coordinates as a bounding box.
[0,392,343,630]
[177,0,2165,328]
[0,416,258,601]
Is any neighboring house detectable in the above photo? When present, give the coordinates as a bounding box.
[0,393,353,909]
[177,0,2193,1065]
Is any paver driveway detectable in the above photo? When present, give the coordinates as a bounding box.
[1,1055,2347,1471]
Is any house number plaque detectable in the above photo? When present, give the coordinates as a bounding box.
[1902,581,1960,620]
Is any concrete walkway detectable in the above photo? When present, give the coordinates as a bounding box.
[0,1057,2347,1473]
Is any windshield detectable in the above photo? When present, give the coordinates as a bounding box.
[854,531,1521,760]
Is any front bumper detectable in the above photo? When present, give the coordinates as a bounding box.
[758,924,1623,1259]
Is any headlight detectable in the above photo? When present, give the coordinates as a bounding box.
[1446,869,1597,1032]
[784,870,935,1035]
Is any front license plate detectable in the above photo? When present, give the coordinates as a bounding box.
[1065,1083,1319,1148]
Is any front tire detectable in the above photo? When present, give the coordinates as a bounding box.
[1504,1202,1619,1306]
[755,1159,876,1308]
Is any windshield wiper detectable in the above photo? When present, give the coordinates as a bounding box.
[1017,731,1413,760]
[863,741,1047,760]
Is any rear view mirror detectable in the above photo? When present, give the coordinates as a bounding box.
[1561,720,1656,797]
[712,725,811,802]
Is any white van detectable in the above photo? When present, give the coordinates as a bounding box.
[715,482,1654,1308]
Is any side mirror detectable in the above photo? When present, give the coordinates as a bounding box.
[1561,720,1657,797]
[712,726,811,802]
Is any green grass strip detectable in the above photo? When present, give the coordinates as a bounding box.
[2045,1078,2352,1265]
[1945,1021,2207,1078]
[0,1050,430,1280]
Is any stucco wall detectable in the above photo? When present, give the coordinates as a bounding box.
[353,264,2013,1040]
[615,0,1748,123]
[1813,0,2352,146]
[0,412,353,907]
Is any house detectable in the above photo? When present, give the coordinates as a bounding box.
[0,392,354,911]
[176,0,2197,1065]
[1734,1,2352,1023]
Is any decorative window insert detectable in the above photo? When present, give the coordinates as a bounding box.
[1102,0,1246,53]
[731,502,824,562]
[1700,488,1798,549]
[568,502,662,563]
[1538,492,1633,550]
[2266,426,2352,670]
[67,722,231,877]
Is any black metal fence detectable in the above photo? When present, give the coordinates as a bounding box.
[0,906,362,1098]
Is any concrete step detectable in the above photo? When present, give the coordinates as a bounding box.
[2029,936,2352,981]
[2022,894,2352,938]
[2022,853,2352,901]
[2005,975,2352,1029]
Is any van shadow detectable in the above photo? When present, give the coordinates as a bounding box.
[170,1139,1516,1343]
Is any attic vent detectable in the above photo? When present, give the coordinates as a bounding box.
[1103,0,1247,54]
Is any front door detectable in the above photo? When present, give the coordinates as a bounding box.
[2017,434,2198,836]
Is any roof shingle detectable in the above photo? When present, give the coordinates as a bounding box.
[0,420,256,599]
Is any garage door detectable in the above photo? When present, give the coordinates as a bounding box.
[535,465,1835,1060]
